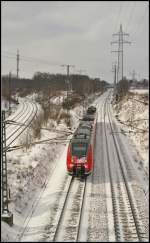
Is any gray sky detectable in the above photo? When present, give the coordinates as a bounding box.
[2,1,149,82]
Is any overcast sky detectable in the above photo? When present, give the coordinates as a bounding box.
[2,1,149,82]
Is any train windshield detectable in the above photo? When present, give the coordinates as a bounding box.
[71,143,88,158]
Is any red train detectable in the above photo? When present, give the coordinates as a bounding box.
[66,106,97,177]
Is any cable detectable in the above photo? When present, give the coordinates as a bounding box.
[6,135,70,152]
[132,4,148,38]
[6,139,69,152]
[114,2,123,32]
[115,1,132,32]
[2,55,16,59]
[5,118,73,134]
[128,97,148,105]
[2,53,61,66]
[124,1,137,32]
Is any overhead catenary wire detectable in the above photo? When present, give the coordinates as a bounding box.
[5,118,73,152]
[5,119,73,134]
[6,134,71,152]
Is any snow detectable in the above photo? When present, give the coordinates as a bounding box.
[129,88,149,94]
[1,92,84,241]
[1,221,16,242]
[50,95,65,105]
[113,91,149,175]
[19,145,71,242]
[1,98,18,118]
[2,89,148,241]
[2,99,9,111]
[2,129,66,241]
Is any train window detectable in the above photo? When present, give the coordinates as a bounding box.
[71,143,88,158]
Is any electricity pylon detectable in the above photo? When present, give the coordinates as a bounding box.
[111,24,131,82]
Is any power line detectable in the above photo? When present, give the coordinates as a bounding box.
[2,55,16,59]
[2,51,16,56]
[131,4,148,37]
[124,1,137,32]
[2,52,61,66]
[115,1,131,33]
[114,2,123,32]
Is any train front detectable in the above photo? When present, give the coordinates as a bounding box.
[67,141,93,177]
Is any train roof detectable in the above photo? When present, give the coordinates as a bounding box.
[71,136,90,144]
[79,120,93,128]
[70,107,96,144]
[87,105,97,114]
[82,113,95,121]
[71,124,91,144]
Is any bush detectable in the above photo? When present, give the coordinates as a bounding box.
[116,78,129,101]
[62,94,83,110]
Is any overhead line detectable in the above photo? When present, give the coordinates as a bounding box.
[114,2,123,32]
[125,1,137,32]
[2,54,61,66]
[131,5,148,38]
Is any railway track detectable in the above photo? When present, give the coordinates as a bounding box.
[87,92,110,241]
[9,91,148,242]
[6,101,38,151]
[6,102,29,135]
[52,176,87,242]
[6,101,26,129]
[103,92,148,241]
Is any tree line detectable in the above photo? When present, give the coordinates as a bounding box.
[2,72,108,98]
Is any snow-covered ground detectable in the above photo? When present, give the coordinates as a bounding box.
[2,90,149,241]
[129,88,149,94]
[2,91,97,241]
[112,89,149,175]
[2,98,18,118]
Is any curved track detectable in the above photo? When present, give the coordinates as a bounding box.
[6,101,38,150]
[6,101,26,129]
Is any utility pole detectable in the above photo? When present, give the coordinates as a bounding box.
[61,64,75,126]
[1,110,13,226]
[17,49,19,79]
[111,24,131,83]
[112,63,117,95]
[61,64,75,97]
[8,72,11,116]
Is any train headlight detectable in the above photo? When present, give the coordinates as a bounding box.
[84,164,88,170]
